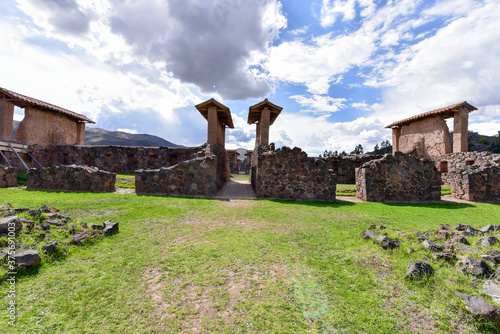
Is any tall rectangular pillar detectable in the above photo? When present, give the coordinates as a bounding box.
[0,100,14,141]
[207,106,218,144]
[453,108,469,153]
[259,107,271,145]
[76,122,86,145]
[392,127,401,154]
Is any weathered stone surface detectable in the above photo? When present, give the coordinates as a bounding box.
[69,230,100,245]
[324,154,382,184]
[27,165,116,192]
[458,257,493,277]
[477,236,499,248]
[89,223,104,231]
[361,230,376,239]
[136,144,229,197]
[441,151,500,184]
[356,152,441,202]
[0,167,17,188]
[42,240,58,253]
[450,234,470,245]
[103,221,119,236]
[252,146,337,201]
[455,243,481,254]
[381,238,400,250]
[455,291,500,321]
[47,219,63,227]
[13,249,41,269]
[487,250,500,264]
[375,235,387,243]
[438,224,454,231]
[40,223,51,231]
[434,230,450,240]
[422,239,445,252]
[0,203,12,211]
[483,280,500,304]
[432,252,457,262]
[482,256,497,267]
[29,144,201,174]
[406,261,434,278]
[0,216,22,237]
[40,205,60,213]
[415,231,430,241]
[481,225,500,233]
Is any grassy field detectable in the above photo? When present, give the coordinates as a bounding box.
[1,188,499,333]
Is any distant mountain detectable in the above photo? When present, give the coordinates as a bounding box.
[84,127,181,147]
[13,121,181,147]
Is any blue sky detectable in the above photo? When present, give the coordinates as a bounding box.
[1,0,499,155]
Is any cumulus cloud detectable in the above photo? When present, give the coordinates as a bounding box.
[290,94,346,114]
[320,0,377,27]
[108,0,286,100]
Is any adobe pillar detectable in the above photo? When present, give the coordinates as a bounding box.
[453,107,469,153]
[391,127,401,154]
[248,99,283,147]
[0,100,14,141]
[76,122,86,145]
[195,98,234,146]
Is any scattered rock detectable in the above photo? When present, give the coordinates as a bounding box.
[375,235,386,243]
[487,250,500,264]
[381,238,400,250]
[450,234,470,245]
[40,223,51,231]
[455,243,481,254]
[434,230,450,240]
[103,221,119,236]
[407,248,415,254]
[46,212,64,220]
[482,255,497,267]
[432,252,457,262]
[13,249,41,269]
[456,223,473,231]
[13,208,29,214]
[406,261,434,279]
[438,224,453,231]
[422,239,445,252]
[0,210,13,217]
[481,225,500,233]
[477,236,499,248]
[415,231,430,241]
[458,257,493,277]
[80,222,88,229]
[47,219,64,227]
[377,225,386,230]
[69,230,100,245]
[483,280,500,304]
[455,291,500,322]
[361,230,376,239]
[0,203,13,211]
[39,205,60,213]
[42,240,59,253]
[0,216,22,237]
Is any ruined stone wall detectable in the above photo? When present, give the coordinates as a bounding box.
[440,151,500,185]
[27,165,116,192]
[356,152,441,202]
[135,144,229,197]
[0,167,17,187]
[29,145,201,174]
[448,164,500,202]
[253,145,337,201]
[324,154,382,184]
[398,116,451,159]
[16,107,82,146]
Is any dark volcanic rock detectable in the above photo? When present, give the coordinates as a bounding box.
[458,257,493,277]
[406,261,434,279]
[13,249,41,269]
[422,239,445,252]
[455,291,500,322]
[361,230,376,239]
[477,236,499,248]
[69,230,100,245]
[432,252,457,262]
[0,216,22,236]
[381,238,400,250]
[103,221,119,236]
[42,240,59,253]
[450,234,470,245]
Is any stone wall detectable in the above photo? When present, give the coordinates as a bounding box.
[29,144,201,174]
[356,152,441,202]
[398,116,451,159]
[27,165,116,192]
[448,164,500,202]
[252,145,337,201]
[16,107,84,146]
[135,144,229,197]
[0,167,17,187]
[324,154,382,184]
[439,151,500,185]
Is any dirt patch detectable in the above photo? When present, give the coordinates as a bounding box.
[217,199,258,208]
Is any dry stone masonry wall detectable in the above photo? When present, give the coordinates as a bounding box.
[27,165,116,192]
[448,164,500,202]
[440,151,500,185]
[356,152,441,202]
[135,144,229,197]
[324,154,382,184]
[252,145,337,201]
[29,145,202,174]
[0,167,17,187]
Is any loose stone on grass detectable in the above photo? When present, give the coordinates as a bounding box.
[476,236,499,248]
[406,261,434,279]
[42,240,59,253]
[0,216,22,237]
[103,221,119,235]
[361,230,376,239]
[455,291,500,322]
[482,280,500,304]
[69,230,101,245]
[458,257,493,277]
[381,238,400,250]
[422,239,445,252]
[13,249,41,269]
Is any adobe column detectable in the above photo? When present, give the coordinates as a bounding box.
[391,127,401,153]
[195,98,234,146]
[247,99,283,147]
[259,107,271,145]
[75,122,86,145]
[207,105,218,144]
[453,107,469,153]
[0,100,14,141]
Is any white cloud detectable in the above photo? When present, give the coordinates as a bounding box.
[290,95,346,114]
[320,0,377,27]
[117,128,138,134]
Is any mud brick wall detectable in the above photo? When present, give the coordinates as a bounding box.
[252,145,337,201]
[135,144,229,197]
[448,164,500,202]
[27,165,116,192]
[0,167,17,187]
[439,151,500,185]
[356,152,441,202]
[324,154,382,184]
[29,145,202,174]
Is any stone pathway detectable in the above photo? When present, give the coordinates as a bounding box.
[214,180,257,200]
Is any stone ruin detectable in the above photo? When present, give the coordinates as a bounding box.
[0,166,17,188]
[252,145,337,201]
[27,165,116,192]
[386,101,476,160]
[356,152,441,202]
[324,154,382,183]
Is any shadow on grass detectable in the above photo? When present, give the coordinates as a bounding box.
[265,198,356,208]
[380,202,476,209]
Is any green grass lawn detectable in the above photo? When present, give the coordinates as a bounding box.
[231,173,251,182]
[116,174,135,189]
[1,189,499,333]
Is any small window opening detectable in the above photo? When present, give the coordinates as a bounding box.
[126,154,134,165]
[440,161,448,173]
